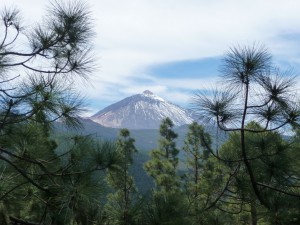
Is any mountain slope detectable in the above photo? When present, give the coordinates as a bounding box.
[88,90,194,129]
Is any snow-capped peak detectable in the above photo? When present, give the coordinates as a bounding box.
[143,90,153,95]
[141,90,165,102]
[88,91,194,129]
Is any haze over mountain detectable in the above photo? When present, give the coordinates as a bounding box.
[88,90,194,129]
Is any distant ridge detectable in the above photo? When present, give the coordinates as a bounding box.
[88,91,194,129]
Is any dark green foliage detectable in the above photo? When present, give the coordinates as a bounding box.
[144,118,180,193]
[143,193,188,225]
[0,122,117,224]
[143,118,189,224]
[104,129,142,225]
[183,122,223,223]
[193,43,300,211]
[0,0,102,223]
[219,121,300,224]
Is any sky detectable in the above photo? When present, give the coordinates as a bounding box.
[3,0,300,116]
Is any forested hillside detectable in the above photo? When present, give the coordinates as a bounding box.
[0,1,299,225]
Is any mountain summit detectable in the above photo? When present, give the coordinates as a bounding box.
[88,91,194,129]
[143,90,153,95]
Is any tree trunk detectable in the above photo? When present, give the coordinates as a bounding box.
[250,201,257,225]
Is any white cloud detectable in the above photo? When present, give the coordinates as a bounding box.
[4,0,300,114]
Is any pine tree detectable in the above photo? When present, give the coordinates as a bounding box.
[193,44,300,210]
[144,118,180,194]
[220,121,300,225]
[48,135,116,225]
[104,129,141,225]
[183,122,228,225]
[0,1,99,223]
[144,118,187,225]
[183,122,210,223]
[0,125,116,225]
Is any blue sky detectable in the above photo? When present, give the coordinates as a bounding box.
[3,0,300,116]
[149,58,221,79]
